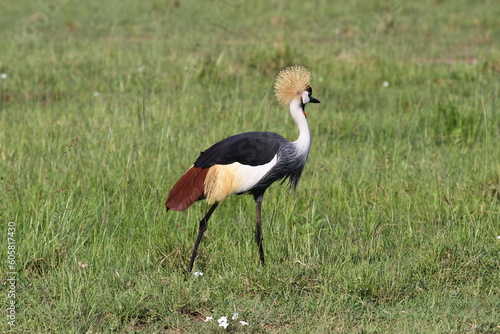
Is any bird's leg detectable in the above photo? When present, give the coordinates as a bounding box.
[254,194,265,265]
[187,203,218,273]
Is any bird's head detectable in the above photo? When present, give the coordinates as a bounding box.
[274,65,320,109]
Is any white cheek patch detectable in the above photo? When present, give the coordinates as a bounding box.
[301,90,310,104]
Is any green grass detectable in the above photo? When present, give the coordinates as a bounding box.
[1,0,499,332]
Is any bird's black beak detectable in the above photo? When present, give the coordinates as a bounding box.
[309,96,320,103]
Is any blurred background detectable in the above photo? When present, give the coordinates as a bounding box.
[0,1,499,332]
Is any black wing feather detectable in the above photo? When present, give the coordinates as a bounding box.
[194,132,286,168]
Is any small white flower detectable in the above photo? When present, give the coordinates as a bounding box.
[204,316,213,322]
[0,73,7,79]
[497,235,500,240]
[137,65,145,72]
[93,91,100,97]
[239,321,249,326]
[382,81,389,88]
[78,261,90,269]
[193,271,204,278]
[232,313,239,320]
[218,316,229,329]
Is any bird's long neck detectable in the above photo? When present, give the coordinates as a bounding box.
[289,99,311,156]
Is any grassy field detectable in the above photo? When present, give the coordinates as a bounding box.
[1,0,499,332]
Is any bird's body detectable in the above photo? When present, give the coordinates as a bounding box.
[165,65,320,272]
[166,130,308,211]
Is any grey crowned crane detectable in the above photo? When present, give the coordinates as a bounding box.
[165,65,320,272]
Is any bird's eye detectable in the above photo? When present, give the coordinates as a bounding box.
[307,86,313,95]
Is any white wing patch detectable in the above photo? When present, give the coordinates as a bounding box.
[204,155,278,204]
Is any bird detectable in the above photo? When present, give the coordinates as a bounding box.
[165,65,320,272]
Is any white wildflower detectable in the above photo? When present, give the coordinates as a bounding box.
[382,81,389,88]
[232,313,239,320]
[93,91,100,97]
[239,320,249,326]
[497,235,500,240]
[193,271,204,278]
[204,316,213,322]
[0,73,7,79]
[218,316,229,329]
[78,261,90,269]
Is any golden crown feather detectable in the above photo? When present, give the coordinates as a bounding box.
[273,65,312,106]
